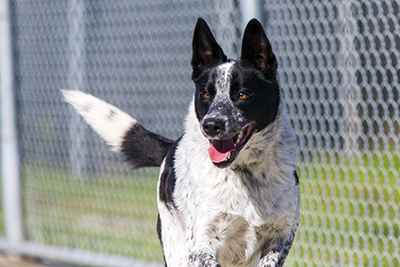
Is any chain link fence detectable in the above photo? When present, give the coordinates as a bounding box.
[265,1,400,266]
[0,0,399,266]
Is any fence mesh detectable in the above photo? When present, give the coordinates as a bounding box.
[1,0,399,266]
[265,0,400,266]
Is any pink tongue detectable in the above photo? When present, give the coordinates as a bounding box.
[208,139,235,163]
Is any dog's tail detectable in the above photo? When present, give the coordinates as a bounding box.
[61,90,174,168]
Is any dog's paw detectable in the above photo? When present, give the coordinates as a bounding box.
[188,252,221,267]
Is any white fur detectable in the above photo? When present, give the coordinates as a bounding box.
[214,62,235,103]
[217,62,235,92]
[62,90,136,151]
[157,160,187,266]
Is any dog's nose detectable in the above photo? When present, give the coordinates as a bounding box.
[202,118,225,137]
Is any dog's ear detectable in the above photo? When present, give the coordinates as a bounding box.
[241,19,278,81]
[191,18,227,80]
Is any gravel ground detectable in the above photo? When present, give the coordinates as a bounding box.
[0,254,79,267]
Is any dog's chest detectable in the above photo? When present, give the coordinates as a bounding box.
[174,157,295,265]
[177,156,294,222]
[209,213,291,267]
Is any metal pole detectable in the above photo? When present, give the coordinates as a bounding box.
[68,0,87,177]
[0,0,24,250]
[338,0,361,155]
[238,0,264,32]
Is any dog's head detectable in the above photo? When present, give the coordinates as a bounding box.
[191,18,280,168]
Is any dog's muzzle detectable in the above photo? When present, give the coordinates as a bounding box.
[201,118,254,167]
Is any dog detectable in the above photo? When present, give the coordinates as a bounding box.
[62,18,300,267]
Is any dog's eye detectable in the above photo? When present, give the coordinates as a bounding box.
[202,92,211,99]
[238,92,248,99]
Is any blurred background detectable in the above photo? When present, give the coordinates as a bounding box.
[0,0,399,266]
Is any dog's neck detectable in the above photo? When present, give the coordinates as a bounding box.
[184,98,297,181]
[234,100,297,180]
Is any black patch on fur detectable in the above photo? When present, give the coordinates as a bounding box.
[121,124,174,168]
[231,65,281,132]
[294,170,299,185]
[157,213,163,245]
[194,71,214,121]
[156,214,168,267]
[241,19,278,81]
[191,18,227,81]
[158,137,181,210]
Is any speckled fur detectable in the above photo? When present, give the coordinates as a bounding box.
[162,99,299,267]
[159,18,300,266]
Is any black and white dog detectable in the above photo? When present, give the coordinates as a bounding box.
[63,18,300,267]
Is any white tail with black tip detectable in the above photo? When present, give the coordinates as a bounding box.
[62,90,174,168]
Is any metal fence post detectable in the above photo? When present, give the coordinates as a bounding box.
[67,0,87,177]
[0,0,24,250]
[338,0,361,155]
[238,0,264,32]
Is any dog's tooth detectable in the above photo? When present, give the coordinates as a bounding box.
[236,132,243,144]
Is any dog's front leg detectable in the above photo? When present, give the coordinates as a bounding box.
[257,236,295,267]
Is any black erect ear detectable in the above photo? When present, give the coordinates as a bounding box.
[191,18,227,80]
[241,19,278,81]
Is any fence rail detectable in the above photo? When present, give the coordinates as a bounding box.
[0,0,399,266]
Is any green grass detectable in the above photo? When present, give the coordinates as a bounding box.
[286,152,400,266]
[0,151,398,266]
[21,166,164,263]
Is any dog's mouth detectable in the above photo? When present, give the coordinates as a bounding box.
[208,125,253,167]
